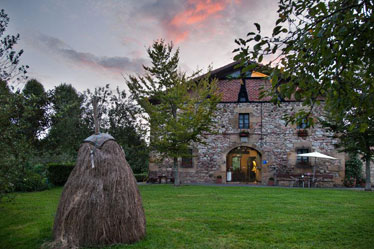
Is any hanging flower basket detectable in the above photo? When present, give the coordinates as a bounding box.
[239,131,249,137]
[297,129,308,137]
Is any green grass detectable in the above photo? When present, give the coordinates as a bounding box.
[1,185,374,249]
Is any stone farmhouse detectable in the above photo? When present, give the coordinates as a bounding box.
[149,61,346,187]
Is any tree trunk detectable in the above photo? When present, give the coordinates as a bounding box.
[93,96,100,135]
[173,157,180,186]
[171,103,180,186]
[365,156,372,191]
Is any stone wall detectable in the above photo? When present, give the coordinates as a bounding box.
[150,101,346,186]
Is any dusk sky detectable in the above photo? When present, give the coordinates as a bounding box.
[3,0,278,92]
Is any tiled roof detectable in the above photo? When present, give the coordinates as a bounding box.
[246,79,272,102]
[217,79,272,102]
[217,79,242,102]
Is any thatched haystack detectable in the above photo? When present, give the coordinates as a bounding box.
[51,134,146,248]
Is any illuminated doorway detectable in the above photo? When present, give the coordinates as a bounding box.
[226,147,261,182]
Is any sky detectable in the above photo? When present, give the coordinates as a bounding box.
[2,0,279,92]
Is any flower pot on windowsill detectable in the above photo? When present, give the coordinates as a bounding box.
[239,131,249,137]
[297,129,308,137]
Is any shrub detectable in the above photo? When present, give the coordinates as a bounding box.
[357,178,366,187]
[33,164,47,175]
[134,173,148,182]
[47,163,75,186]
[343,177,356,188]
[12,163,51,192]
[344,154,363,187]
[14,171,49,192]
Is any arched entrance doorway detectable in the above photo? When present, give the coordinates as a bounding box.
[226,146,261,183]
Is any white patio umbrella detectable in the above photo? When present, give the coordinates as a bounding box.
[297,151,338,185]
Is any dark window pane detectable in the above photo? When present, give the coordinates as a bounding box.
[239,114,249,129]
[297,149,309,163]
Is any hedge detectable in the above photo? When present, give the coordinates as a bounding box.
[47,163,146,185]
[134,173,148,182]
[47,163,75,186]
[14,171,49,192]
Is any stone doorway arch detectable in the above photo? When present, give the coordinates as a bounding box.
[226,146,262,183]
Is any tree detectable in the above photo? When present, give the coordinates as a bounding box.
[343,153,363,187]
[22,79,49,145]
[46,83,87,158]
[126,40,220,185]
[235,0,374,190]
[82,84,149,173]
[321,105,374,190]
[0,80,34,200]
[0,9,28,83]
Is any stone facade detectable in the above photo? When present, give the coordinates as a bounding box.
[149,62,347,187]
[149,101,346,187]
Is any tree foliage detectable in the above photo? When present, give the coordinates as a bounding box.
[0,80,39,200]
[126,40,221,185]
[22,79,49,145]
[235,0,374,190]
[45,83,87,158]
[344,154,363,187]
[0,10,48,201]
[0,9,28,83]
[82,85,148,173]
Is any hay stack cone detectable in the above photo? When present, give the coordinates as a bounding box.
[51,98,145,248]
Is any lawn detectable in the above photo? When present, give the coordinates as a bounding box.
[0,185,373,249]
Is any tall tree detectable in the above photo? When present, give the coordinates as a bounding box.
[322,104,374,189]
[46,83,87,158]
[126,40,220,185]
[0,80,34,200]
[0,10,34,200]
[22,79,49,145]
[235,0,374,190]
[0,9,28,83]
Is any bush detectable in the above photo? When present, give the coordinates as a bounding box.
[343,177,356,188]
[134,173,148,182]
[344,154,363,187]
[47,163,75,186]
[14,171,49,192]
[11,163,50,192]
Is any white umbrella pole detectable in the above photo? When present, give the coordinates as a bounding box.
[312,157,316,186]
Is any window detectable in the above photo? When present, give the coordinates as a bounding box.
[239,113,249,129]
[297,149,309,164]
[240,136,248,142]
[238,81,249,102]
[239,95,247,103]
[181,149,193,168]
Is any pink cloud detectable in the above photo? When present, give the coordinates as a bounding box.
[171,0,225,26]
[174,31,189,43]
[166,0,241,43]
